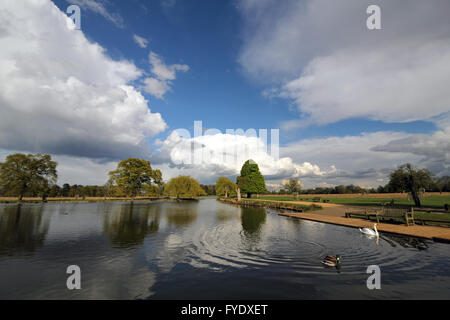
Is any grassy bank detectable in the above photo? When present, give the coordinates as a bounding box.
[414,211,450,221]
[257,193,450,209]
[220,198,322,212]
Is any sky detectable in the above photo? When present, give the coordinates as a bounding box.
[0,0,449,189]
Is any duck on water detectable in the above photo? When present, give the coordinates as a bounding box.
[322,255,341,267]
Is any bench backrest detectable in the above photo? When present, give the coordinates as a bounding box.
[381,207,406,217]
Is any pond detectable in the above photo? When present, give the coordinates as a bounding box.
[0,198,449,299]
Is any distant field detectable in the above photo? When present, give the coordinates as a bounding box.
[257,193,450,209]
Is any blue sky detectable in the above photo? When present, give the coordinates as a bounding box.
[56,0,438,142]
[0,0,448,187]
[54,0,294,140]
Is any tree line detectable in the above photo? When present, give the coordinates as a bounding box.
[0,154,267,201]
[270,166,449,198]
[215,162,444,207]
[0,153,446,207]
[0,153,210,200]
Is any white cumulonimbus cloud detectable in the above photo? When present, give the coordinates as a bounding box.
[152,130,332,184]
[0,0,167,160]
[153,127,450,186]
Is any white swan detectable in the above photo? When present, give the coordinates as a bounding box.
[359,223,379,237]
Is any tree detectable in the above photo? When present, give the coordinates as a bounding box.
[164,176,206,199]
[386,163,434,207]
[166,176,206,199]
[334,185,346,194]
[200,184,216,195]
[215,177,237,198]
[69,184,82,198]
[283,179,301,194]
[104,178,114,199]
[62,183,71,197]
[144,184,163,197]
[435,176,450,193]
[0,153,57,201]
[237,160,266,198]
[108,158,162,199]
[48,185,62,197]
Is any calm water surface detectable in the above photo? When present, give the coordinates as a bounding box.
[0,199,449,299]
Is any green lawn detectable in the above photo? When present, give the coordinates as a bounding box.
[238,198,322,212]
[353,210,450,227]
[323,196,450,208]
[258,195,450,209]
[414,211,450,221]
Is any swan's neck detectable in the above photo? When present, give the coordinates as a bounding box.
[374,225,379,236]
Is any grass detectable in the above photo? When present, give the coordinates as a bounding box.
[257,193,450,209]
[414,211,450,221]
[237,198,322,212]
[256,193,450,226]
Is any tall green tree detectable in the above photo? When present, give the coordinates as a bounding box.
[200,184,216,196]
[237,160,266,198]
[387,163,434,207]
[283,179,301,194]
[62,183,71,197]
[435,176,450,192]
[0,153,57,201]
[108,158,162,199]
[164,176,206,199]
[215,177,237,198]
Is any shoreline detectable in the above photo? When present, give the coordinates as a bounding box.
[278,211,450,243]
[218,197,322,212]
[220,197,450,243]
[0,196,168,204]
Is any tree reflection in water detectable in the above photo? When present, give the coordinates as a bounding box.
[165,201,199,227]
[215,208,238,222]
[0,204,49,255]
[240,207,267,241]
[382,233,430,250]
[103,202,160,248]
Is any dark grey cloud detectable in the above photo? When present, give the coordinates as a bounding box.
[372,130,450,176]
[0,1,167,161]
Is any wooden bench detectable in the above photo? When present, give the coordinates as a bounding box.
[345,210,377,220]
[346,208,415,226]
[404,209,415,226]
[345,207,450,227]
[378,207,411,225]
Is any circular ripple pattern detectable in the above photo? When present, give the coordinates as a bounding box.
[184,211,435,275]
